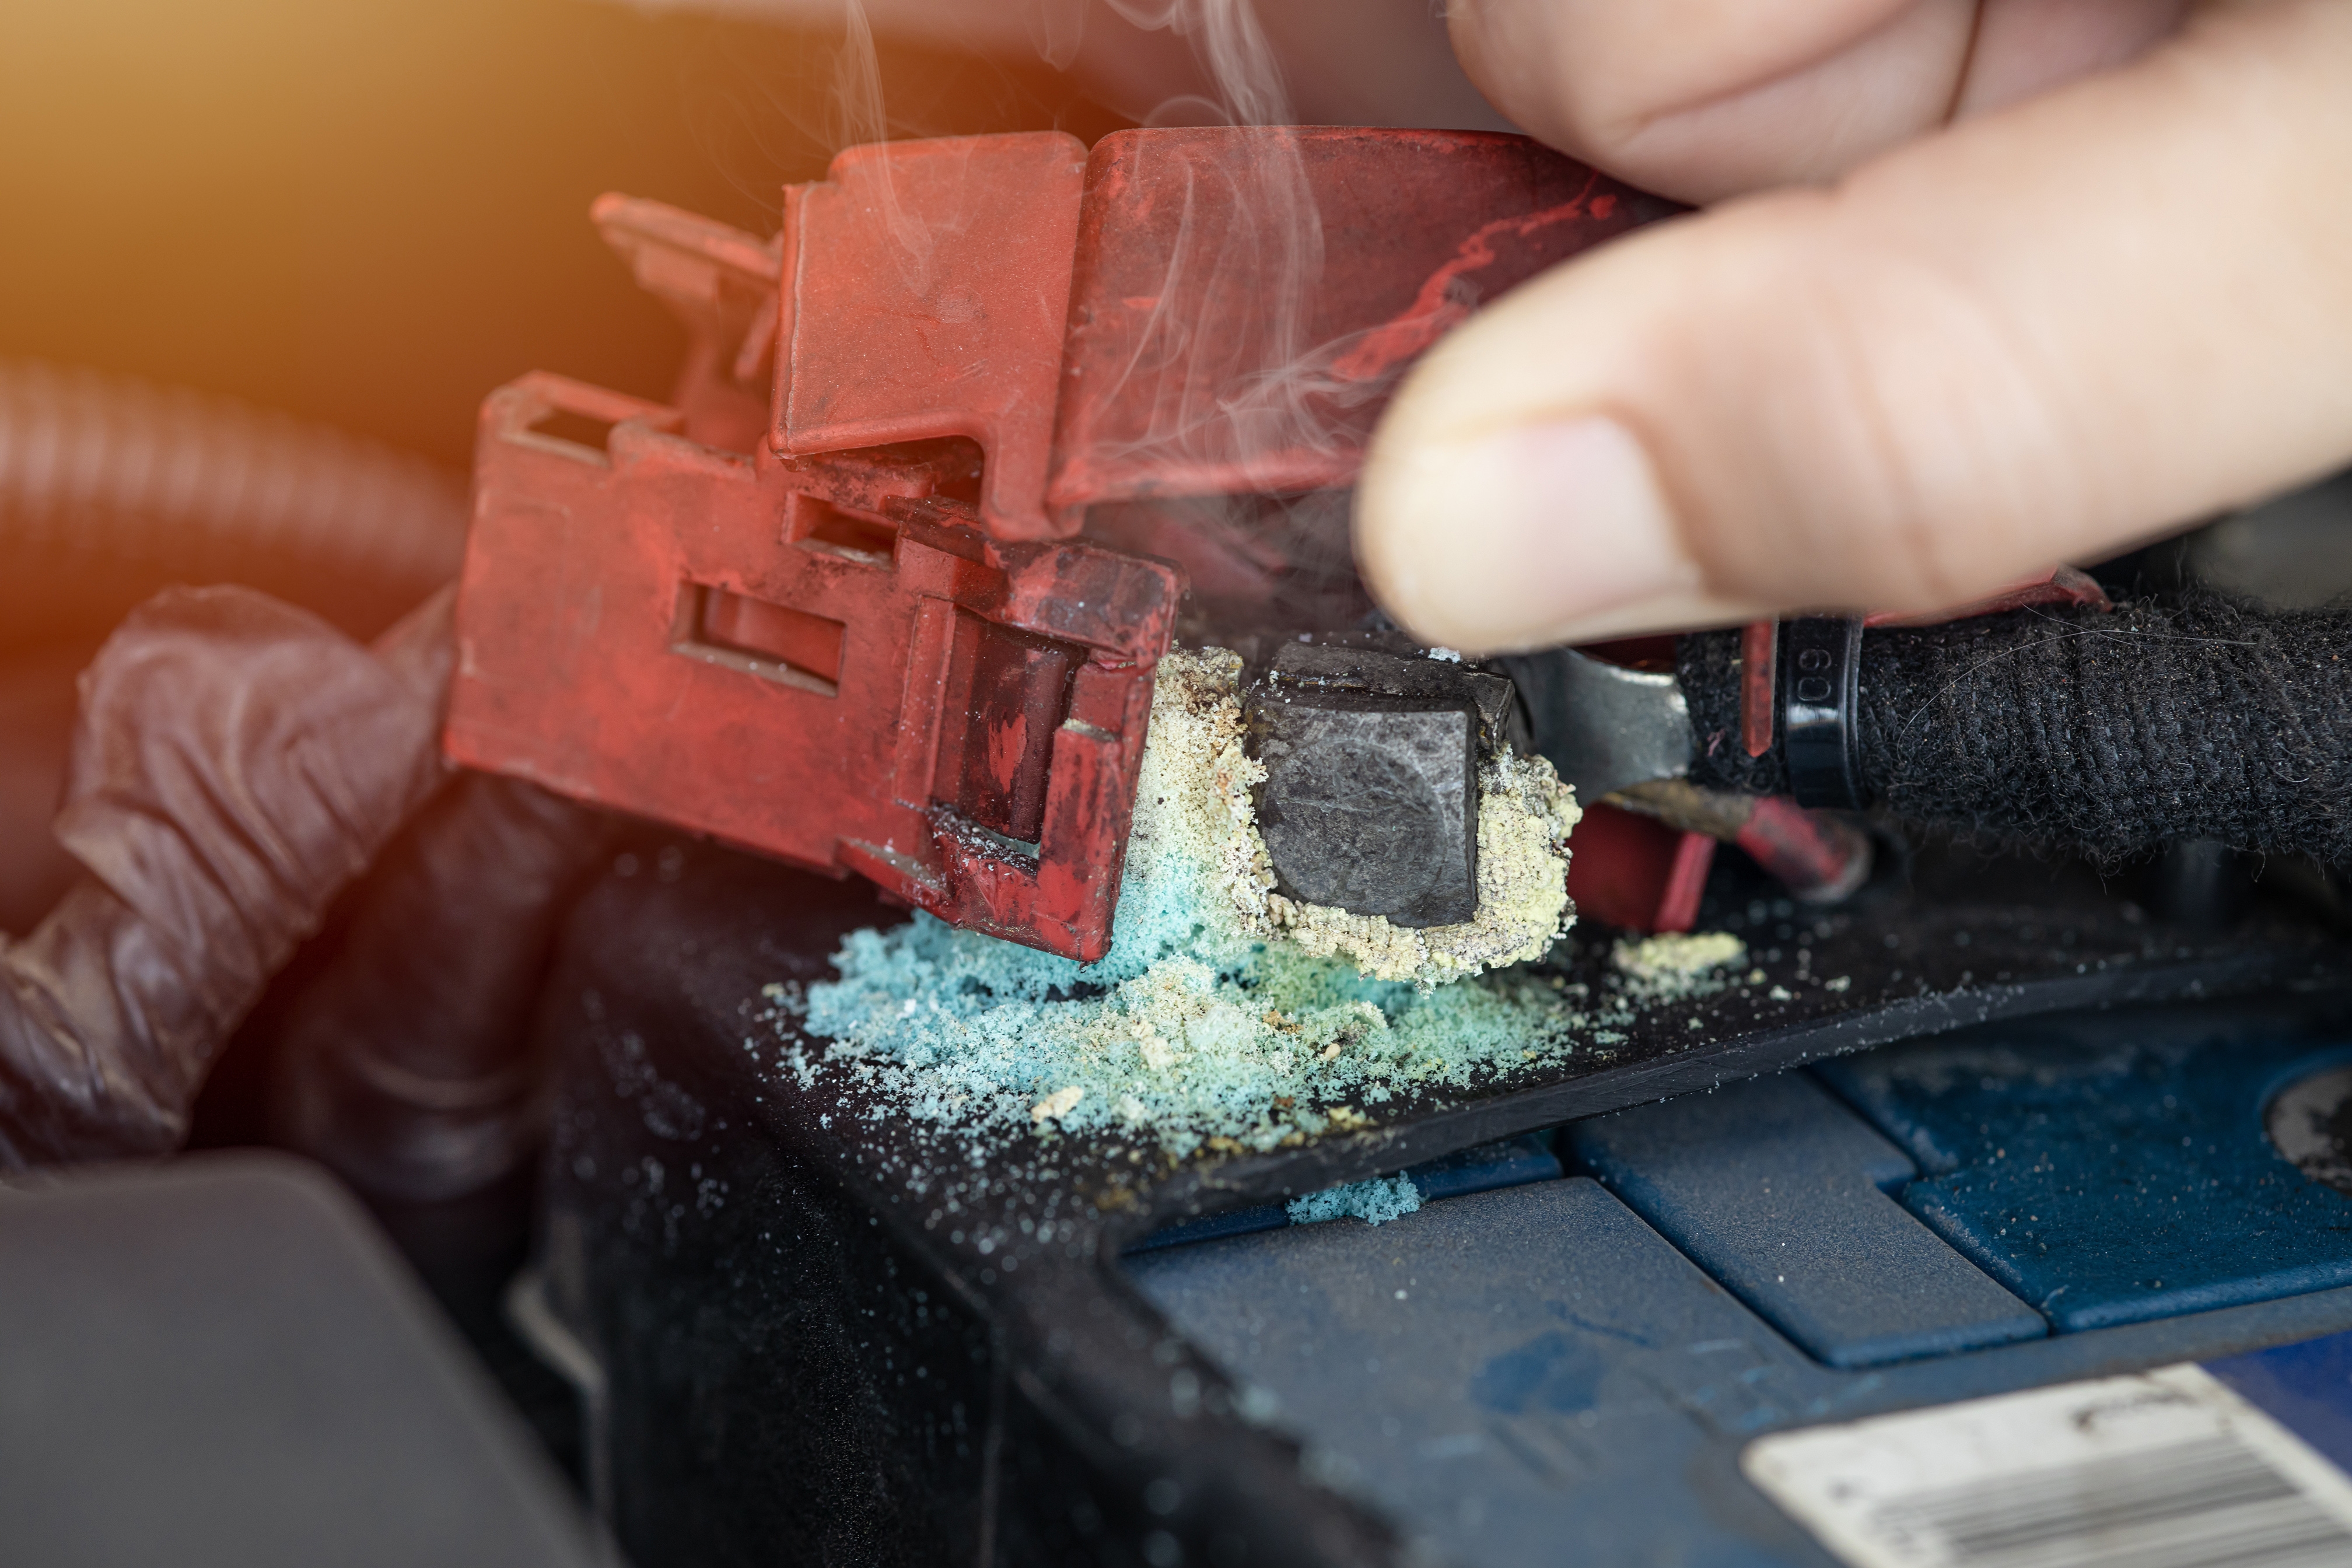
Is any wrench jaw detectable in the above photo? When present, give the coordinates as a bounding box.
[1499,646,1696,804]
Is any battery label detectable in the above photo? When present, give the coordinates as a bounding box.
[1742,1342,2352,1568]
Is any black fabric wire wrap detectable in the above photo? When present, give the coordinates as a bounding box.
[1679,593,2352,863]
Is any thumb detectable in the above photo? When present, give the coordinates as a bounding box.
[1356,0,2352,654]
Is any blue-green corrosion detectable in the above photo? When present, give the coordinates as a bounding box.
[795,898,1597,1159]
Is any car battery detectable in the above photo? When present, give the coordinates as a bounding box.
[512,831,2352,1567]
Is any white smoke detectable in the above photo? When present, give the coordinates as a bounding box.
[830,0,958,295]
[1098,0,1294,127]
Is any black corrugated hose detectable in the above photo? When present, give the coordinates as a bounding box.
[0,366,606,1203]
[0,358,467,614]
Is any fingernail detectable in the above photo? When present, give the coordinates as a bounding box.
[1367,416,1704,651]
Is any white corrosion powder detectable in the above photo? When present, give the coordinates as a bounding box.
[1166,649,1583,985]
[785,651,1662,1162]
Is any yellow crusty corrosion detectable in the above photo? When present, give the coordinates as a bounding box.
[1182,650,1584,985]
[787,649,1595,1163]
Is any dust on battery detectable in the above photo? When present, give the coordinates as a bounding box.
[761,650,1744,1162]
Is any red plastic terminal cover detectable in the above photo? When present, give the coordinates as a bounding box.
[444,129,1678,958]
[444,374,1178,962]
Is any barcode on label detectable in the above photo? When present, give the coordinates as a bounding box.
[1745,1366,2352,1568]
[1875,1433,2350,1567]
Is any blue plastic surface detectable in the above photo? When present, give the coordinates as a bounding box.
[1816,1015,2352,1331]
[1124,1006,2352,1567]
[1569,1074,2046,1366]
[1125,1170,2352,1568]
[1122,1202,1291,1252]
[1128,1178,1840,1567]
[1124,1133,1561,1253]
[1409,1133,1565,1202]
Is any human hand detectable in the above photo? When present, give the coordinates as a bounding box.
[1355,0,2352,653]
[0,587,451,1163]
[0,583,608,1175]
